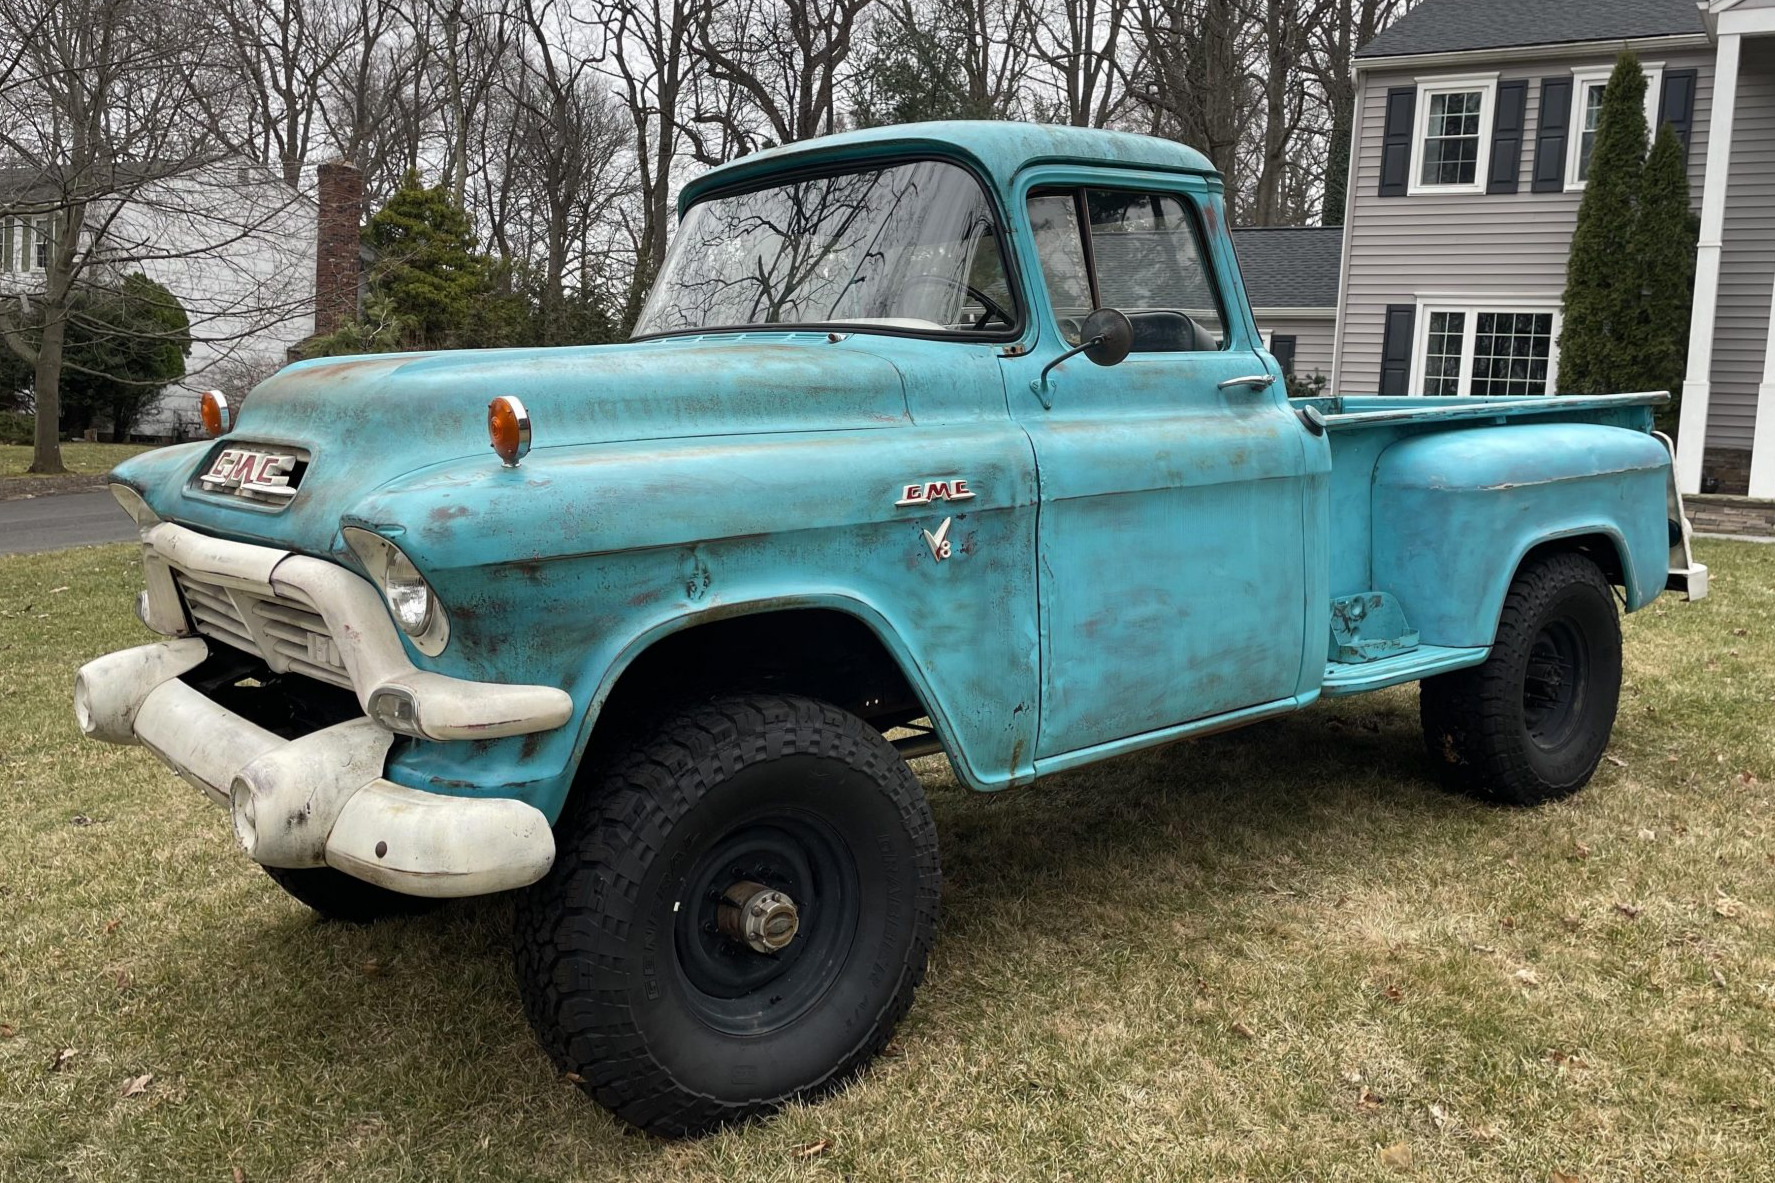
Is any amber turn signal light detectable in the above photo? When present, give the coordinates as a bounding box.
[488,396,531,467]
[199,390,230,437]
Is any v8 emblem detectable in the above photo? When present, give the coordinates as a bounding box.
[923,517,953,562]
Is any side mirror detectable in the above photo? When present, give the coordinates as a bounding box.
[1079,307,1133,368]
[1036,307,1134,405]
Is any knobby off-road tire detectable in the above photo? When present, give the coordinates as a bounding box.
[260,865,442,923]
[1420,551,1622,805]
[513,695,941,1137]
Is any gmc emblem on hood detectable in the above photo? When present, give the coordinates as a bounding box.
[198,446,305,505]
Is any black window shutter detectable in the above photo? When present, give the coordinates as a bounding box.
[1487,81,1529,193]
[1531,77,1574,193]
[1378,87,1416,197]
[1271,334,1297,375]
[1379,305,1416,395]
[1658,68,1699,160]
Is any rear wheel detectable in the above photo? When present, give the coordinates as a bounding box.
[1420,551,1622,805]
[260,865,441,923]
[513,694,941,1137]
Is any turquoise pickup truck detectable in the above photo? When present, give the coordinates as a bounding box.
[77,121,1707,1136]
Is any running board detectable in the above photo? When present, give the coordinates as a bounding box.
[1321,644,1490,697]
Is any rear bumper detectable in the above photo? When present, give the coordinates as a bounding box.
[74,639,555,897]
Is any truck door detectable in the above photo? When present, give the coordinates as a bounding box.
[1000,178,1317,761]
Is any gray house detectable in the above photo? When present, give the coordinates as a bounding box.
[1232,226,1342,380]
[1332,0,1775,501]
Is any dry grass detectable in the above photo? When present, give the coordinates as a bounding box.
[2,540,1771,1181]
[0,443,157,480]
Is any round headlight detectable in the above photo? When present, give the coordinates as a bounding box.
[383,547,434,635]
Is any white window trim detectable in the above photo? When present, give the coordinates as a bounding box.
[1565,63,1665,192]
[1407,73,1500,196]
[1408,297,1563,396]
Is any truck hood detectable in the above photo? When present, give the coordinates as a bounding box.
[114,333,910,554]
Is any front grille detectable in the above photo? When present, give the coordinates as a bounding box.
[172,570,352,689]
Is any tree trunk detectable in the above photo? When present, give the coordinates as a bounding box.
[29,313,66,475]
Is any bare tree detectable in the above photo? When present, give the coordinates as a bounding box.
[0,0,315,471]
[689,0,874,152]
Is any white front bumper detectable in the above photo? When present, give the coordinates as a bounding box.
[76,496,567,898]
[75,639,556,897]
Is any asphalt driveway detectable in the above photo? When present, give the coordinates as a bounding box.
[0,490,138,555]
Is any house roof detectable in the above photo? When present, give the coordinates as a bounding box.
[1229,227,1343,310]
[1356,0,1706,60]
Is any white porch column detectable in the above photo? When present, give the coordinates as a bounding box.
[1753,303,1775,494]
[1677,30,1742,494]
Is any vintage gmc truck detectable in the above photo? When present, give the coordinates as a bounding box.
[76,121,1708,1136]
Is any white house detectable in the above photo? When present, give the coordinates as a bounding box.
[0,157,349,438]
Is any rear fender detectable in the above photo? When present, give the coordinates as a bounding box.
[1370,424,1671,649]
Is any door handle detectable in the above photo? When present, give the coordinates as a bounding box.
[1218,373,1277,391]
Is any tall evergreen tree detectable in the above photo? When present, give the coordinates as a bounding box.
[1631,121,1698,429]
[1559,52,1649,395]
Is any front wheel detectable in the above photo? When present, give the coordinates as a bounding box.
[1420,551,1622,805]
[513,695,941,1137]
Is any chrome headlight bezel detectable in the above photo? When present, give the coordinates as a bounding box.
[343,527,450,656]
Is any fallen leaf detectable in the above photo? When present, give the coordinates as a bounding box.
[1548,1050,1590,1071]
[1561,914,1583,932]
[360,959,383,976]
[1341,1068,1363,1085]
[1712,967,1728,989]
[1732,627,1748,637]
[1614,902,1642,920]
[791,1139,832,1159]
[233,1169,246,1183]
[1429,1102,1454,1130]
[880,1041,904,1058]
[1713,894,1744,919]
[1501,915,1517,930]
[1572,842,1591,860]
[1551,1172,1585,1183]
[1382,982,1405,1004]
[49,1047,76,1072]
[1357,1087,1385,1112]
[1378,1141,1413,1169]
[1513,967,1542,987]
[1638,828,1656,841]
[1738,772,1760,787]
[115,969,131,990]
[562,1072,584,1084]
[1231,1021,1256,1040]
[1470,943,1498,954]
[70,814,94,827]
[1467,1123,1500,1143]
[0,1023,15,1038]
[102,919,120,935]
[1605,754,1627,768]
[120,1073,153,1098]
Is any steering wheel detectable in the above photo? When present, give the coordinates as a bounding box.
[901,273,1016,330]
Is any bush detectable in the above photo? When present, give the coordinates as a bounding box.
[0,410,31,445]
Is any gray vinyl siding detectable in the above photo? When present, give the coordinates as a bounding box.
[1709,40,1775,450]
[1256,315,1335,377]
[1334,45,1714,396]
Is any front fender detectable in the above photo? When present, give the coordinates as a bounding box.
[354,426,1042,818]
[1371,423,1671,649]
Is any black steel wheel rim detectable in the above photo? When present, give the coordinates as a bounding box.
[672,809,860,1036]
[1523,616,1588,750]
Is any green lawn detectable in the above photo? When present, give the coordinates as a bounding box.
[1,541,1771,1181]
[0,443,157,479]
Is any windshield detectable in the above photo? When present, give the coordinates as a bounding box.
[633,160,1016,337]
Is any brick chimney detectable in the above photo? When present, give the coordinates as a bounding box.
[313,160,364,338]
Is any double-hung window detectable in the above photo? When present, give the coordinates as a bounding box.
[1414,301,1560,396]
[1567,64,1663,189]
[1409,76,1497,195]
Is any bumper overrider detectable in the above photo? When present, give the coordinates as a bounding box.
[73,490,571,897]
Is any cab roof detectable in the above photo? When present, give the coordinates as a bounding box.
[678,121,1220,214]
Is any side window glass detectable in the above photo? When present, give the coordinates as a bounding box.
[1026,193,1093,343]
[1084,190,1225,352]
